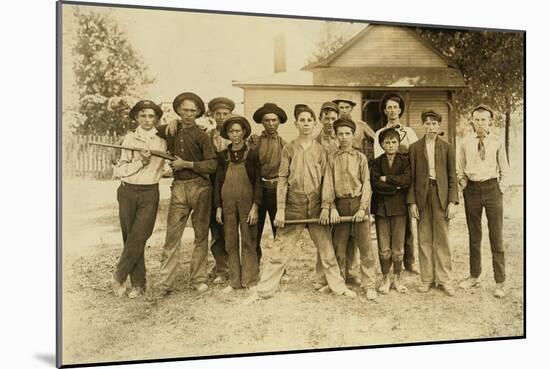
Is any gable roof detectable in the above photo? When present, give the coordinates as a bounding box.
[303,24,459,70]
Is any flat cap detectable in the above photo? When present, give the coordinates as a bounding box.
[129,100,163,120]
[333,117,356,133]
[294,104,315,119]
[421,109,442,122]
[320,101,339,115]
[471,104,495,118]
[208,97,235,113]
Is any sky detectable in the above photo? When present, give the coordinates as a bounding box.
[62,4,365,114]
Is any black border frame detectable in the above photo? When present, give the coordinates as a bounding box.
[55,1,527,367]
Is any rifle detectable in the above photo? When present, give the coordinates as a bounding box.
[283,215,369,225]
[89,142,177,161]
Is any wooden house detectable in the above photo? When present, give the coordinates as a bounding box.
[232,24,465,146]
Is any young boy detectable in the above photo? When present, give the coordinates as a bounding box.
[323,117,377,300]
[243,104,355,304]
[407,110,459,297]
[155,92,218,295]
[112,100,167,298]
[205,97,234,284]
[214,114,262,294]
[316,101,340,155]
[371,128,411,294]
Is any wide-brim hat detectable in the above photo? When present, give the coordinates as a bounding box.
[333,117,356,133]
[208,97,235,113]
[421,109,442,122]
[220,114,252,140]
[172,92,205,117]
[379,92,406,118]
[129,100,163,120]
[252,103,287,124]
[332,96,357,107]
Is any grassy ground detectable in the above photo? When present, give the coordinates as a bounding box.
[60,178,524,366]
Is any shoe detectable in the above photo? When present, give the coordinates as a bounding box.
[392,275,408,293]
[193,283,209,293]
[128,287,144,299]
[342,289,357,298]
[459,276,481,289]
[440,284,456,297]
[111,272,126,297]
[405,264,420,275]
[378,276,391,295]
[494,283,506,298]
[222,285,234,294]
[417,283,431,293]
[242,293,261,305]
[346,276,361,286]
[318,285,331,293]
[313,281,328,290]
[213,276,227,285]
[365,288,377,300]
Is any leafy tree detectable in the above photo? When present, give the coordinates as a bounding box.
[309,22,358,63]
[414,27,524,160]
[72,8,153,135]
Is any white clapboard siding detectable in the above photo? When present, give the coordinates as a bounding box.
[331,25,448,68]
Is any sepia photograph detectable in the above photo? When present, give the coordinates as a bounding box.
[57,0,525,367]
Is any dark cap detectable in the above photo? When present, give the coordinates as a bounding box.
[333,117,356,133]
[320,101,339,115]
[129,100,163,120]
[220,114,252,140]
[294,104,315,119]
[379,92,406,117]
[252,103,287,124]
[378,127,401,146]
[471,104,495,118]
[421,110,442,122]
[208,97,235,113]
[172,92,205,117]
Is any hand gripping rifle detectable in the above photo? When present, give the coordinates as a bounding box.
[89,142,177,161]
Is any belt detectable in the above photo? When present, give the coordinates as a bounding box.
[468,178,498,185]
[261,177,278,183]
[121,182,159,190]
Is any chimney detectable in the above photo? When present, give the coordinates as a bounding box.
[274,34,286,73]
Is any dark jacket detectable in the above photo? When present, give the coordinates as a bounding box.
[406,137,459,211]
[371,153,411,217]
[214,143,262,208]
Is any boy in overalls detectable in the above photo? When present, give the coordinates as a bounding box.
[214,115,262,294]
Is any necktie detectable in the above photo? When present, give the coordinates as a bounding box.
[477,136,486,161]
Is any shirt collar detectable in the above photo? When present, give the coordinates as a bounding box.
[135,126,158,141]
[261,130,279,139]
[336,147,356,156]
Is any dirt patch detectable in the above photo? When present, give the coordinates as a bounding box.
[60,179,524,366]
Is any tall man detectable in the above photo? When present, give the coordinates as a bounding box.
[156,92,218,295]
[458,104,509,298]
[249,103,288,262]
[374,92,419,274]
[205,97,235,284]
